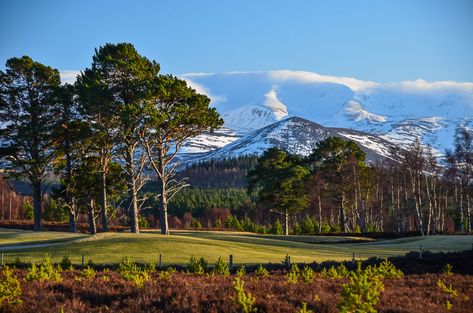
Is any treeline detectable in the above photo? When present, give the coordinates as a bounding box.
[248,132,473,236]
[177,156,258,188]
[0,42,222,234]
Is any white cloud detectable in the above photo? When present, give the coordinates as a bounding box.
[181,72,214,77]
[266,70,379,91]
[181,76,226,105]
[59,70,80,85]
[389,79,473,92]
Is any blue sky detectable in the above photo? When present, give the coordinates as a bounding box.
[1,0,472,82]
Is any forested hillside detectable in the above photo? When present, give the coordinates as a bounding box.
[177,156,258,188]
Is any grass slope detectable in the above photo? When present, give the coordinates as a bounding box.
[1,229,472,265]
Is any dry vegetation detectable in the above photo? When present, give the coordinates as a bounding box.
[0,269,472,313]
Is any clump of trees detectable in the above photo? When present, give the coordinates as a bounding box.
[247,148,309,235]
[0,43,222,233]
[248,133,473,236]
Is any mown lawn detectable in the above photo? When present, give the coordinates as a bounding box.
[1,229,472,265]
[0,228,86,246]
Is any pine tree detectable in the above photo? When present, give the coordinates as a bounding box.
[247,148,309,235]
[0,56,61,231]
[51,83,84,232]
[141,75,223,234]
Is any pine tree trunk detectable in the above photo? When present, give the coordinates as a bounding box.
[466,193,471,232]
[1,184,4,220]
[425,175,432,235]
[88,198,97,234]
[397,183,403,232]
[459,182,464,233]
[340,193,349,233]
[352,163,359,230]
[442,188,447,232]
[68,206,77,233]
[159,179,169,235]
[284,208,289,236]
[65,149,76,232]
[100,167,108,232]
[413,193,424,236]
[402,173,409,232]
[390,178,396,232]
[158,147,170,235]
[409,170,424,236]
[360,200,367,233]
[9,194,12,220]
[317,191,322,234]
[126,146,139,234]
[32,178,42,231]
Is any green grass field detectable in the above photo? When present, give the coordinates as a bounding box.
[1,228,472,265]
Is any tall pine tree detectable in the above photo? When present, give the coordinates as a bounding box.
[0,56,61,231]
[141,75,223,234]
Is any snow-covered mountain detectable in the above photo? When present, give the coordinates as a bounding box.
[182,70,473,156]
[180,117,397,164]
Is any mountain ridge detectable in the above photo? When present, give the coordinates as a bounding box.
[179,116,397,165]
[182,70,473,156]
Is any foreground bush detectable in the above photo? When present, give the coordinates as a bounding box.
[287,264,300,283]
[337,263,384,313]
[59,254,73,271]
[117,257,151,288]
[365,259,404,279]
[321,263,350,278]
[213,257,230,276]
[25,254,61,283]
[158,267,176,280]
[187,256,208,274]
[232,277,257,313]
[79,267,96,280]
[301,266,315,283]
[0,266,22,306]
[254,264,269,277]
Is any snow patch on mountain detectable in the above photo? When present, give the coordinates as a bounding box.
[338,132,392,159]
[262,88,288,119]
[344,101,387,123]
[180,127,240,154]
